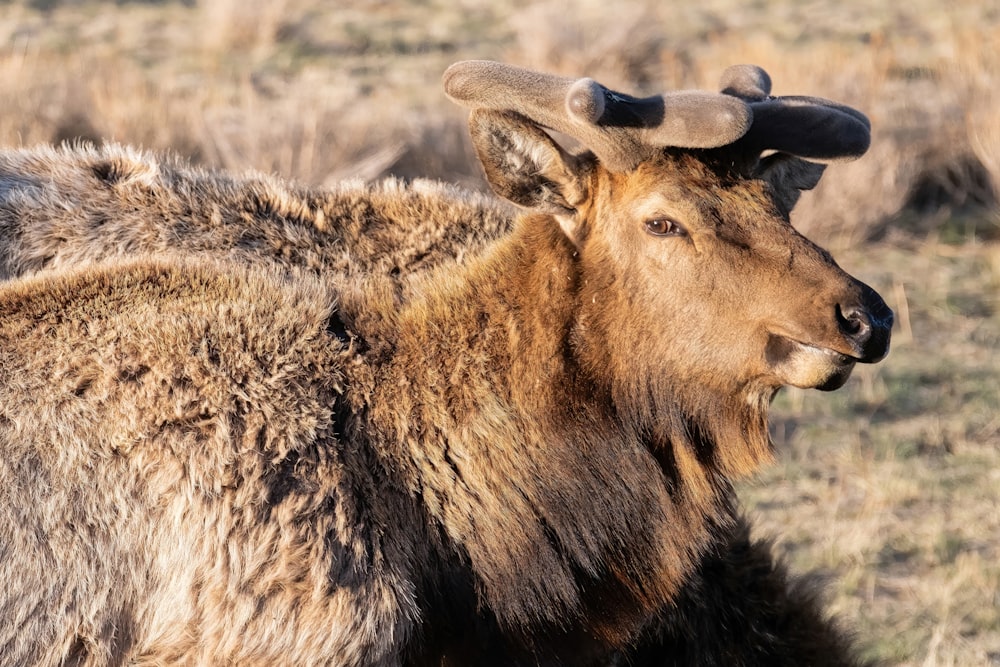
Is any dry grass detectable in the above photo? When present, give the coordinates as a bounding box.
[1,1,999,664]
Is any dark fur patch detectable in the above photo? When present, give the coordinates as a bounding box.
[265,445,301,508]
[325,313,350,345]
[116,365,150,383]
[326,311,369,354]
[73,377,94,397]
[92,159,128,185]
[620,514,873,667]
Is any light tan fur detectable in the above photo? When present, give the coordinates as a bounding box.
[0,258,420,665]
[0,142,513,283]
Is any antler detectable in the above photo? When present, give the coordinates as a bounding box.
[719,64,871,162]
[443,60,752,172]
[443,61,872,172]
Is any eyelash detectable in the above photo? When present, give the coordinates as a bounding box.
[644,218,686,237]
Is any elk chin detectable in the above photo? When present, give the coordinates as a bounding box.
[765,334,857,391]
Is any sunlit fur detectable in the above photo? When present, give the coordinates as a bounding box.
[0,143,513,283]
[0,135,879,665]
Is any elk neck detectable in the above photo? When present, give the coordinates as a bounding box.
[339,213,733,645]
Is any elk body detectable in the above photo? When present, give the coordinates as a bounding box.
[0,62,891,665]
[0,150,516,284]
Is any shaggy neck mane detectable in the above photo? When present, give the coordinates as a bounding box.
[349,214,771,646]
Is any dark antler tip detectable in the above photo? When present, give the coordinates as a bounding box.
[720,64,772,100]
[844,128,872,157]
[566,78,605,124]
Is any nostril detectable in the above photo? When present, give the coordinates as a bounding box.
[836,304,872,341]
[840,286,894,363]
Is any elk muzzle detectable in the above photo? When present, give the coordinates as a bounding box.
[835,281,893,364]
[766,280,893,391]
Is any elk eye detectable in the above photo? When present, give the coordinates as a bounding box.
[644,218,685,237]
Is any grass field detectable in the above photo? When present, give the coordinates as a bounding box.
[755,239,1000,665]
[1,1,998,664]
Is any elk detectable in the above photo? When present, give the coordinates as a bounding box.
[0,62,891,665]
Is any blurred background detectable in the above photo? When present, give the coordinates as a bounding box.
[1,0,998,664]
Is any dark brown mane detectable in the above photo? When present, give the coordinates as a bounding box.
[340,222,715,639]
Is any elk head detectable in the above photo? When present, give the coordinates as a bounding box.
[444,61,892,473]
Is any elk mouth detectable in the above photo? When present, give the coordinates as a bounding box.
[765,334,859,391]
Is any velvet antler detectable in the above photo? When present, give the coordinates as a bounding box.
[443,60,872,172]
[443,60,752,172]
[719,64,871,162]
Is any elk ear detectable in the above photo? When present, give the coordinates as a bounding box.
[756,153,826,213]
[469,109,591,244]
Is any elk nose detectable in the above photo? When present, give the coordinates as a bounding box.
[836,295,893,363]
[837,304,871,339]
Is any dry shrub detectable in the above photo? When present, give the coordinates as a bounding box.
[0,9,427,185]
[504,1,667,91]
[957,25,1000,236]
[385,113,482,189]
[784,24,1000,244]
[0,48,396,183]
[196,0,292,59]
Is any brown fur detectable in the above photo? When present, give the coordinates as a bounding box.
[0,258,422,665]
[0,142,513,283]
[0,104,889,663]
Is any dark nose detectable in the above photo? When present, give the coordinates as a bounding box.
[837,287,893,363]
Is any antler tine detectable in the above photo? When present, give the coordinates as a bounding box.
[444,60,752,172]
[720,64,772,101]
[719,65,872,162]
